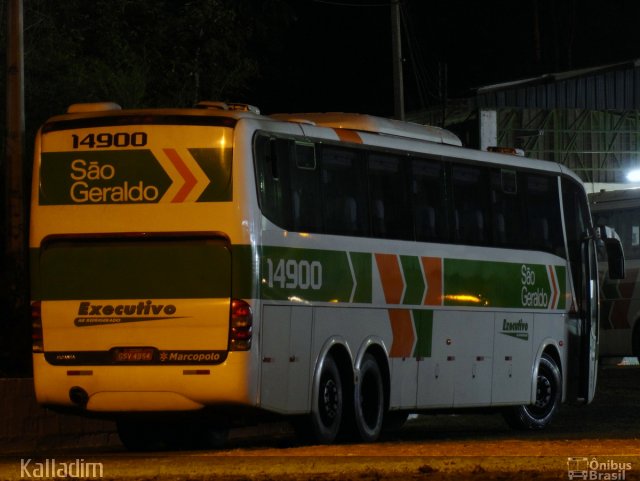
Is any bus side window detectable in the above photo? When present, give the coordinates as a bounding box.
[451,164,490,245]
[290,141,322,232]
[254,135,292,229]
[490,169,523,247]
[595,210,640,261]
[321,146,369,236]
[527,174,564,256]
[368,153,410,240]
[411,158,447,242]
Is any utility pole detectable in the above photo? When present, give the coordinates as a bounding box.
[4,0,27,374]
[390,1,404,120]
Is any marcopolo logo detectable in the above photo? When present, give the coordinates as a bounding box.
[74,300,182,327]
[500,318,529,341]
[159,351,223,363]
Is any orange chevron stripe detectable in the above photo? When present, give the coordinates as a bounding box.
[375,253,404,304]
[388,309,415,357]
[421,257,442,305]
[163,148,197,202]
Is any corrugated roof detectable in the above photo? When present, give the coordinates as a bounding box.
[472,59,640,110]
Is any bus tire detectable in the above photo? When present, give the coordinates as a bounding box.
[353,353,384,442]
[503,353,562,430]
[310,355,343,444]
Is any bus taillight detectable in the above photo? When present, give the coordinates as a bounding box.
[31,301,44,353]
[229,299,253,351]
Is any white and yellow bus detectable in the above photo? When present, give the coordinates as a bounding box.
[30,101,622,449]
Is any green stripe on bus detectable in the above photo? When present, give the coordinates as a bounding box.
[444,259,565,309]
[401,255,425,305]
[349,252,372,303]
[412,309,433,358]
[31,242,567,310]
[259,246,354,302]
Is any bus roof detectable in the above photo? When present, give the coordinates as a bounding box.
[270,112,463,146]
[43,101,584,186]
[42,101,264,130]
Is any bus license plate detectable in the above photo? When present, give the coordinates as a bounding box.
[112,348,155,363]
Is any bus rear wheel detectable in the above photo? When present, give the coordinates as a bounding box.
[503,353,561,430]
[309,355,343,444]
[353,353,384,442]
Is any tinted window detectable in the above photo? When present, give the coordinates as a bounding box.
[526,174,564,255]
[451,165,490,245]
[410,158,447,242]
[321,147,369,236]
[290,141,322,232]
[368,153,410,239]
[491,169,523,247]
[594,208,640,260]
[254,135,291,228]
[254,133,569,256]
[562,177,592,302]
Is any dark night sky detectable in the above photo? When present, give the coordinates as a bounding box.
[253,0,640,116]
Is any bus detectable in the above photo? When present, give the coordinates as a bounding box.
[30,101,623,450]
[590,188,639,357]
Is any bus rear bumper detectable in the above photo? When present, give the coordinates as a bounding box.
[87,391,204,411]
[32,352,257,413]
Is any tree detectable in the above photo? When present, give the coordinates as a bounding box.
[0,0,292,376]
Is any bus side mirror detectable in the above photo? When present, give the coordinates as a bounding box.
[598,225,625,280]
[604,238,625,280]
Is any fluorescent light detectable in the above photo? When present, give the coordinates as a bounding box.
[627,169,640,182]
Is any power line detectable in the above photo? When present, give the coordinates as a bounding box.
[399,1,444,109]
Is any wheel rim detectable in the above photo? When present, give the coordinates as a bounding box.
[530,372,554,417]
[320,377,339,426]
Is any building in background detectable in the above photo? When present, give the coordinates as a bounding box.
[410,58,640,193]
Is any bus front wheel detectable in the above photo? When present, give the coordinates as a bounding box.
[503,353,562,430]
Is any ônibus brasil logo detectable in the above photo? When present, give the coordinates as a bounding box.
[74,300,182,327]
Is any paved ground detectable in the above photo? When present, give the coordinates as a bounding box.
[1,362,639,480]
